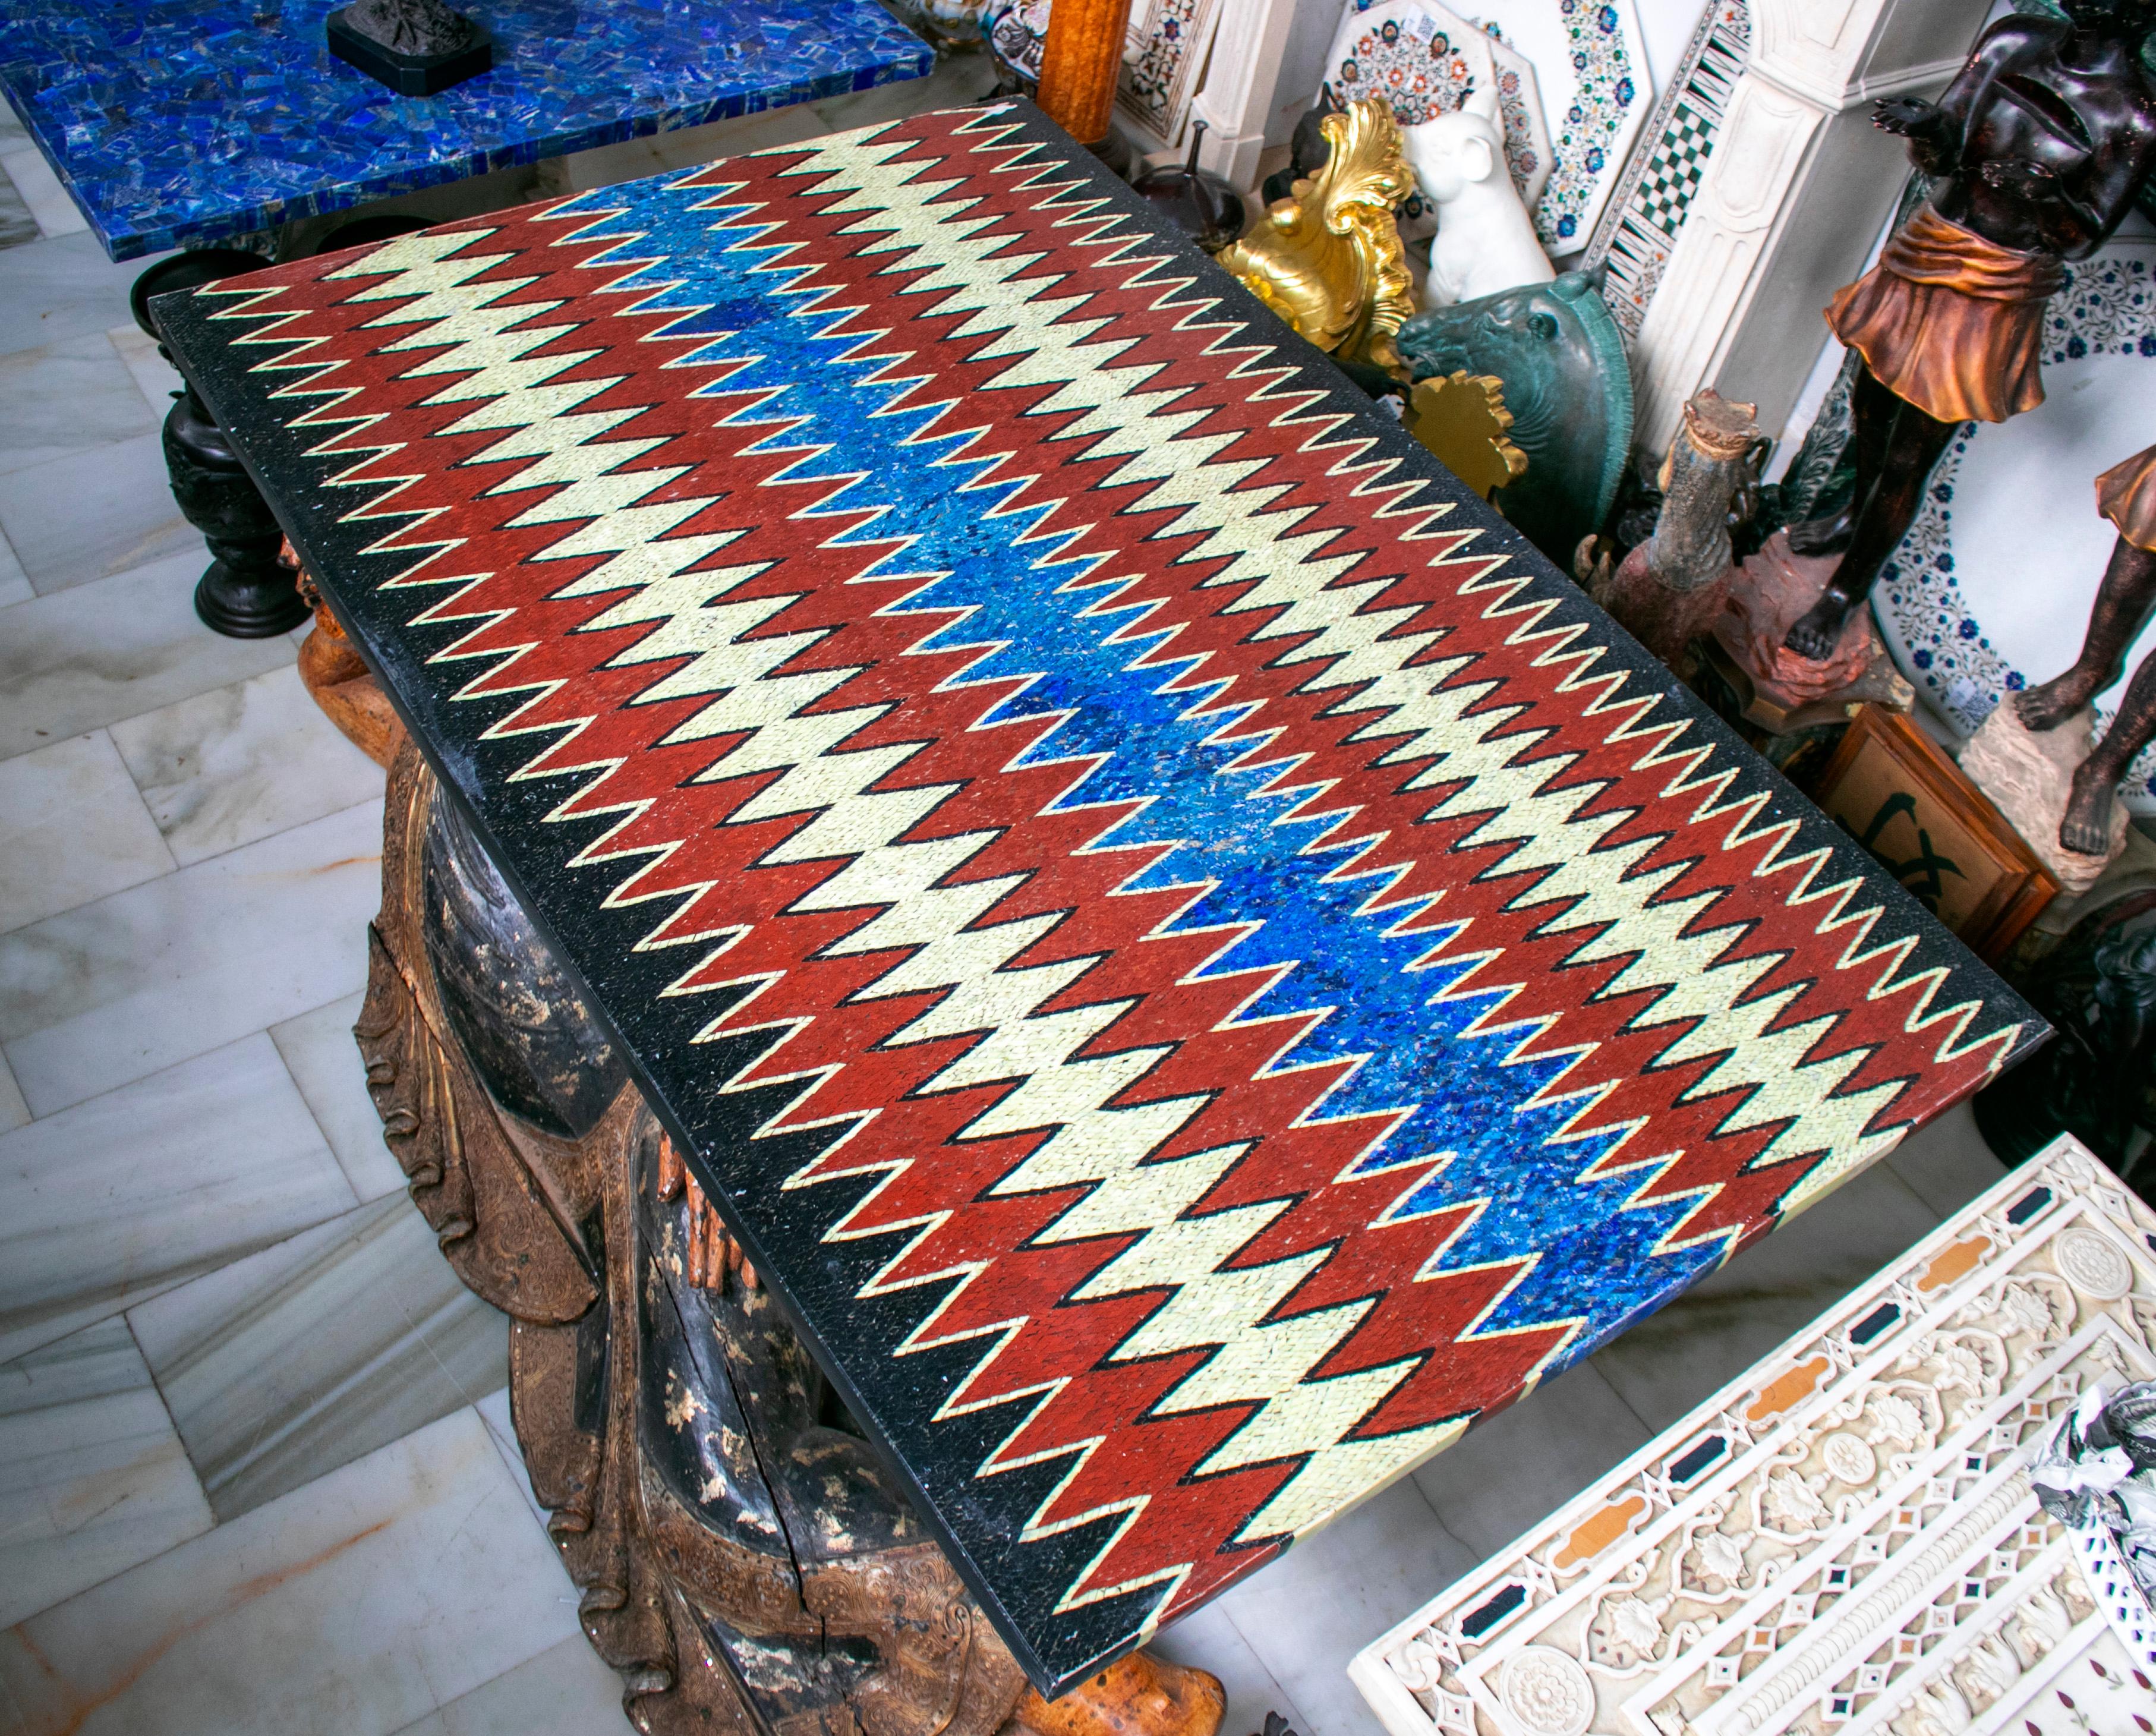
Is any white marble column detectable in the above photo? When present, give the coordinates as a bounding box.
[1631,0,1984,458]
[1189,0,1338,188]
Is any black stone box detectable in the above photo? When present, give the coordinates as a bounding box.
[327,7,493,96]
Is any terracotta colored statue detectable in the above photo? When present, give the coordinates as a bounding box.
[1782,0,2156,662]
[2016,443,2156,853]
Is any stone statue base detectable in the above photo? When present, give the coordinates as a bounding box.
[1959,701,2130,894]
[1705,532,1912,733]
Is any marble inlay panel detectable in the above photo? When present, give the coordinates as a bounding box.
[387,1636,630,1736]
[111,663,384,866]
[1588,1158,1941,1434]
[0,1033,355,1366]
[0,330,155,474]
[271,990,404,1204]
[0,798,383,1115]
[0,0,928,259]
[0,729,174,934]
[0,1315,213,1629]
[0,231,162,360]
[0,1407,581,1736]
[0,550,293,760]
[0,427,198,595]
[131,1193,509,1523]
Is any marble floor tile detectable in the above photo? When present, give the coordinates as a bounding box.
[0,1034,354,1366]
[111,663,385,866]
[271,990,406,1203]
[0,144,87,240]
[131,1193,509,1523]
[1150,1602,1312,1736]
[0,522,29,607]
[472,1385,549,1535]
[0,232,157,360]
[0,1407,582,1736]
[1197,1477,1477,1736]
[0,730,174,934]
[1589,1159,1942,1435]
[0,163,34,250]
[0,798,383,1116]
[1408,1359,1653,1564]
[107,320,184,419]
[0,1052,26,1134]
[0,427,198,595]
[0,330,159,474]
[389,1637,628,1736]
[1883,1098,2009,1220]
[0,549,292,761]
[0,1316,213,1630]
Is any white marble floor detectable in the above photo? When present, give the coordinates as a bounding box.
[0,89,2021,1736]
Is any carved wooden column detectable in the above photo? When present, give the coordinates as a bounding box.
[1036,0,1136,150]
[355,739,1227,1736]
[1630,0,1978,458]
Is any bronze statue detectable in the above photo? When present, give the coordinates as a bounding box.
[1782,0,2156,661]
[2016,443,2156,853]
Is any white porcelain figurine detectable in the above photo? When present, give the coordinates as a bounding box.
[1403,86,1554,306]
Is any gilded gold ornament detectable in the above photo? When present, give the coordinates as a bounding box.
[1217,98,1417,378]
[1404,371,1528,500]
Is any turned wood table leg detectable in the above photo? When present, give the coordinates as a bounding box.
[131,250,310,638]
[355,740,1226,1736]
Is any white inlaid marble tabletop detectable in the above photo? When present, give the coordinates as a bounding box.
[1350,1135,2156,1736]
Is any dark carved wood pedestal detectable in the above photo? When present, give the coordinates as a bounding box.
[131,251,311,638]
[355,738,1227,1736]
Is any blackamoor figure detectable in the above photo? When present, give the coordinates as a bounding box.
[1783,0,2156,661]
[2016,446,2156,853]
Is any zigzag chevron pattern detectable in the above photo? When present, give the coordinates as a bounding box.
[157,102,2041,1696]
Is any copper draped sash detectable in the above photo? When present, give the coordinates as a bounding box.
[1826,203,2066,426]
[2097,444,2156,552]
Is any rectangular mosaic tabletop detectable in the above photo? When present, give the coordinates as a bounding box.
[155,102,2046,1697]
[0,0,927,258]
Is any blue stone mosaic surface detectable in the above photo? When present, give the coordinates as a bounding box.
[0,0,930,258]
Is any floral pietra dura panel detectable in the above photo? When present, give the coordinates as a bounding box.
[156,104,2042,1697]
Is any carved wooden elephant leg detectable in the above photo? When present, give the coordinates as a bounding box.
[355,738,1227,1736]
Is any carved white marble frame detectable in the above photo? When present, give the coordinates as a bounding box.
[1187,0,1340,189]
[1631,0,1986,460]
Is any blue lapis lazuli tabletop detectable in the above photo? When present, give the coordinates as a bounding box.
[0,0,931,259]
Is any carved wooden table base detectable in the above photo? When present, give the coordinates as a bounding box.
[355,740,1225,1736]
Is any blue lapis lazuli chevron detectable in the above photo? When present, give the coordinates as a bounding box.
[155,100,2043,1697]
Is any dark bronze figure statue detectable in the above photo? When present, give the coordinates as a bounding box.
[1782,0,2156,661]
[2016,444,2156,853]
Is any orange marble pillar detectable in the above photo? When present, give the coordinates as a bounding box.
[1035,0,1134,146]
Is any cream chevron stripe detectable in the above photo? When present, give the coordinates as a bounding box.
[751,118,1987,1199]
[175,116,2029,1659]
